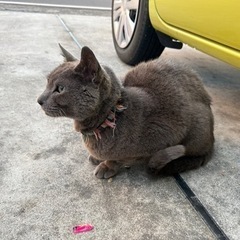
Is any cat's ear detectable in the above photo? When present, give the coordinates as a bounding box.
[59,43,78,62]
[75,46,101,84]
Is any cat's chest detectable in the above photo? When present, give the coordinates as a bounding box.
[83,132,118,160]
[82,126,140,160]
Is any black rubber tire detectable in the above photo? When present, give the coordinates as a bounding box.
[111,0,165,66]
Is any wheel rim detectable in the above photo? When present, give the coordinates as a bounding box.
[113,0,140,48]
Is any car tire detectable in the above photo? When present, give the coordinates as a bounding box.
[111,0,165,65]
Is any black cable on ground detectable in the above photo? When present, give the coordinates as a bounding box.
[174,174,229,240]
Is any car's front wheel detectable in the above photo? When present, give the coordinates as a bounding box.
[111,0,165,65]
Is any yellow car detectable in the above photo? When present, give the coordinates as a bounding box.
[111,0,240,68]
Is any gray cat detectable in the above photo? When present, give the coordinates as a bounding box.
[37,45,214,179]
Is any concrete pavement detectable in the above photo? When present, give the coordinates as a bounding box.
[0,5,239,240]
[0,0,111,9]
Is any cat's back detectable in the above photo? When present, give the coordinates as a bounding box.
[123,59,211,106]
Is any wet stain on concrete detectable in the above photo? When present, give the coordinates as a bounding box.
[14,199,37,217]
[73,180,93,199]
[33,146,67,160]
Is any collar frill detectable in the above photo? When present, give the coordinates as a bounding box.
[84,98,127,141]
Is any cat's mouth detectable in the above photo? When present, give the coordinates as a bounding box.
[42,106,66,118]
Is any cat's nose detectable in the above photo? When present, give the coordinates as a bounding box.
[37,97,44,106]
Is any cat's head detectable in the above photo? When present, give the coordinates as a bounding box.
[37,45,118,121]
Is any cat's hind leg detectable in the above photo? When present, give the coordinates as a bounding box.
[94,160,122,179]
[88,155,101,165]
[147,145,186,174]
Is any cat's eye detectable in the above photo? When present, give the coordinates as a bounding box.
[55,85,65,93]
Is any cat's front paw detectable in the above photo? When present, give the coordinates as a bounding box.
[94,162,118,179]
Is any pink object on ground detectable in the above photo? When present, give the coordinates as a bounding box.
[73,224,94,234]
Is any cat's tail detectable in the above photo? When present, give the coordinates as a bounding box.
[157,150,213,175]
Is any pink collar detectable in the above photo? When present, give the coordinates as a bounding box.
[93,101,127,141]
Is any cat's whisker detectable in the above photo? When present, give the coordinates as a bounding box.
[39,72,45,79]
[59,108,67,117]
[45,106,64,117]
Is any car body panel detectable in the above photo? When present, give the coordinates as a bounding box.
[149,0,240,68]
